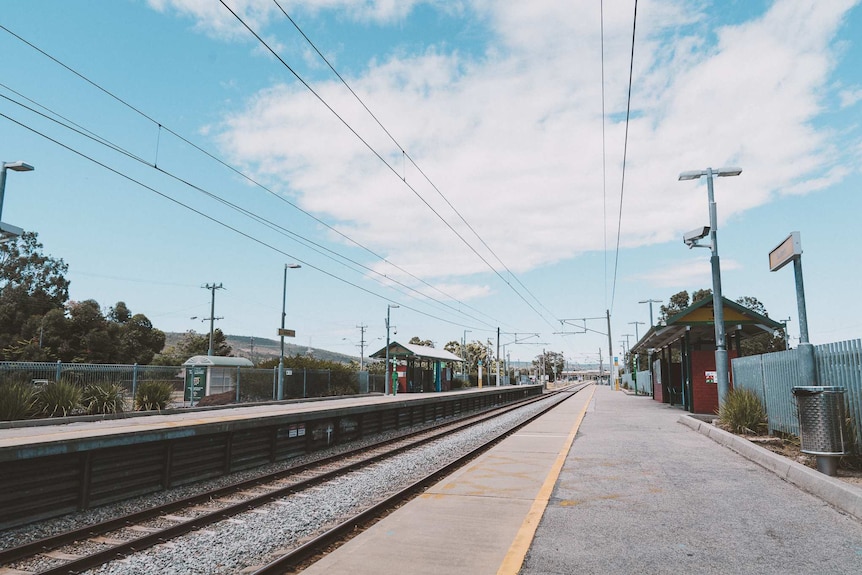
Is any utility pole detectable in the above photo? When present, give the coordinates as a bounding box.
[356,324,367,371]
[202,283,224,356]
[486,341,492,387]
[495,327,500,387]
[385,305,399,395]
[462,330,471,376]
[606,310,615,389]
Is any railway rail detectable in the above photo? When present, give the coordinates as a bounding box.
[0,384,587,575]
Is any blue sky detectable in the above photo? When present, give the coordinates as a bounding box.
[1,0,860,367]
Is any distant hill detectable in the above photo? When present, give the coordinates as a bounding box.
[162,332,361,365]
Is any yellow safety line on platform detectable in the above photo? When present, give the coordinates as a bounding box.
[496,384,596,575]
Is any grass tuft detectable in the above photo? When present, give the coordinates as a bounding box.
[82,382,127,415]
[718,388,767,434]
[135,380,174,411]
[0,375,38,420]
[35,379,83,418]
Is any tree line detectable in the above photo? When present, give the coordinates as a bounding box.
[1,232,166,364]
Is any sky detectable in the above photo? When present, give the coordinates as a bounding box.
[1,0,861,368]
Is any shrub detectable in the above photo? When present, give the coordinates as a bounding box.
[135,380,174,411]
[718,388,767,434]
[0,375,37,420]
[35,380,83,418]
[82,382,127,415]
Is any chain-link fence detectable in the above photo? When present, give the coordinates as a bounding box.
[0,362,379,406]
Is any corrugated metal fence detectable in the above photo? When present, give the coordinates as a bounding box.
[732,339,861,448]
[620,370,652,395]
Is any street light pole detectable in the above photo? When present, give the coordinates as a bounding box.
[385,304,399,396]
[679,166,742,407]
[277,264,301,400]
[638,299,662,327]
[628,321,644,343]
[0,161,34,242]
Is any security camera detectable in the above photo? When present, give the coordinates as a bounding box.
[683,226,710,248]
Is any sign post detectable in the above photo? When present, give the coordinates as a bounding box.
[770,231,816,384]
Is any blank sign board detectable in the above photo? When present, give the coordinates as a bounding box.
[769,231,801,272]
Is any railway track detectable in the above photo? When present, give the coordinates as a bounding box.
[0,384,587,575]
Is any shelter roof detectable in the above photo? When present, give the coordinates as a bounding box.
[183,355,254,367]
[630,297,783,353]
[370,341,464,362]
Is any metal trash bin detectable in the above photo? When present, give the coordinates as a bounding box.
[792,386,847,476]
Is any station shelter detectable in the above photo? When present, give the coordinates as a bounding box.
[182,355,254,403]
[628,297,782,414]
[370,341,464,393]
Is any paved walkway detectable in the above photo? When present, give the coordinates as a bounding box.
[520,385,862,574]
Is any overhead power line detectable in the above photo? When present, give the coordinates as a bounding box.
[0,24,528,327]
[270,0,560,326]
[609,0,639,314]
[0,90,504,330]
[220,0,558,330]
[0,109,493,330]
[0,24,513,330]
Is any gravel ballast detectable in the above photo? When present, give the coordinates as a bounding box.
[1,394,568,575]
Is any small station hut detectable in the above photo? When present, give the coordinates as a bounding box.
[182,355,254,403]
[370,341,464,393]
[628,297,782,414]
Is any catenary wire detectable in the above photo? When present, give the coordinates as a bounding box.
[0,90,502,330]
[0,110,495,331]
[219,0,558,331]
[600,1,613,373]
[609,0,638,314]
[270,0,560,324]
[0,23,507,331]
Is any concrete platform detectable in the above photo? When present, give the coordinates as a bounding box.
[0,386,539,458]
[301,385,862,575]
[300,386,594,575]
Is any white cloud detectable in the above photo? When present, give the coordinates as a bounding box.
[839,87,862,107]
[193,0,860,285]
[632,258,742,289]
[147,0,423,37]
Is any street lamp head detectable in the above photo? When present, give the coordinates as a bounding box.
[678,170,705,181]
[2,161,35,172]
[388,304,399,309]
[716,167,742,177]
[285,263,301,269]
[679,167,742,181]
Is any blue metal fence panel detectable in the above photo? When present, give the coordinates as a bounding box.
[731,355,765,404]
[816,339,862,450]
[732,339,862,448]
[761,349,801,436]
[636,369,652,395]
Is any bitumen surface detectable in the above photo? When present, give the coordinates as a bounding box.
[519,385,862,574]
